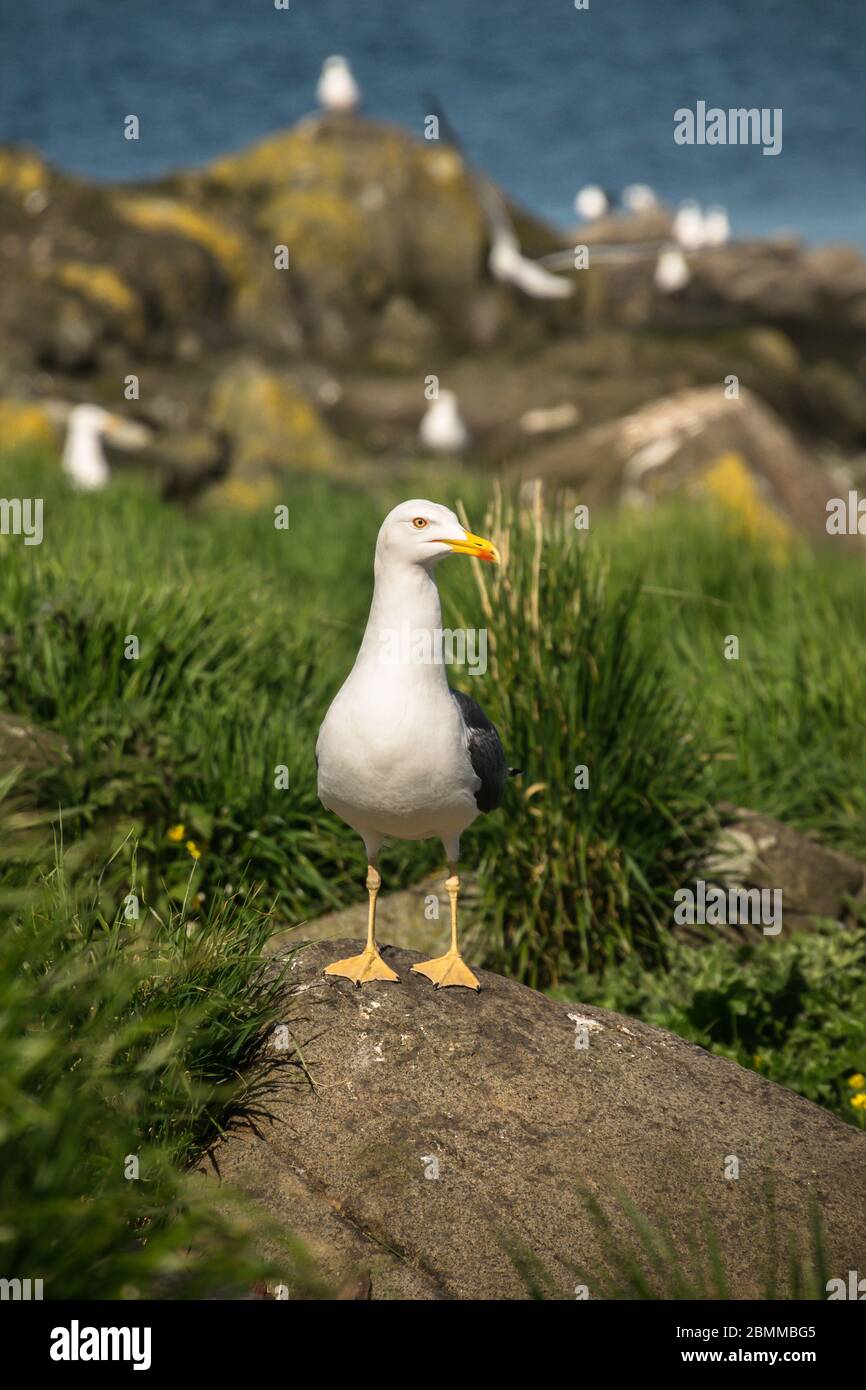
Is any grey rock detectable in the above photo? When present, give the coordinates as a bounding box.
[202,938,866,1299]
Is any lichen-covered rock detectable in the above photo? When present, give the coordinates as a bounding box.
[206,359,345,507]
[0,398,58,452]
[191,116,552,356]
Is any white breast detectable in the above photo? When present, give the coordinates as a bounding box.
[317,663,479,843]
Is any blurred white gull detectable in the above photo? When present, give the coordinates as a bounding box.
[62,404,150,492]
[419,390,469,455]
[702,205,731,247]
[622,183,659,215]
[422,95,573,300]
[673,200,706,251]
[654,244,691,293]
[316,55,360,113]
[574,184,610,221]
[480,181,574,300]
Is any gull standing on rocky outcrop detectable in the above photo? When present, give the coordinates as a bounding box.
[317,500,513,991]
[575,184,611,221]
[418,390,469,455]
[316,55,360,114]
[622,183,659,214]
[702,205,731,247]
[673,200,706,251]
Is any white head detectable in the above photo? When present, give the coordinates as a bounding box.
[69,403,115,435]
[375,499,500,572]
[68,403,151,446]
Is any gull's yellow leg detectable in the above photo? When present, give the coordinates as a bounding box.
[323,866,399,985]
[411,864,480,991]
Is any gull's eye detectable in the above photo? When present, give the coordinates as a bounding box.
[411,517,429,529]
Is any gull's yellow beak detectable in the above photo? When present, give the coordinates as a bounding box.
[443,531,501,564]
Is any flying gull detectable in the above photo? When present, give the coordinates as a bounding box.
[425,94,574,300]
[317,500,512,991]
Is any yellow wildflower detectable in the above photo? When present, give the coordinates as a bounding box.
[167,824,185,842]
[753,1055,762,1068]
[185,840,202,861]
[851,1093,866,1112]
[847,1073,865,1091]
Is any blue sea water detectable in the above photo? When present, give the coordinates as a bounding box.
[0,0,863,245]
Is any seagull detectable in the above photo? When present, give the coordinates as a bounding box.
[422,94,573,301]
[702,205,731,247]
[622,183,659,215]
[418,390,469,455]
[654,243,691,293]
[317,500,511,991]
[61,404,150,491]
[673,200,706,251]
[316,55,360,114]
[575,184,610,221]
[480,181,574,300]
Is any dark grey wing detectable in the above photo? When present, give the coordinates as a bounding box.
[450,688,508,813]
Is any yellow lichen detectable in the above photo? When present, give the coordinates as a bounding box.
[113,196,248,284]
[0,149,49,198]
[696,452,791,563]
[206,364,349,505]
[206,475,280,512]
[53,261,142,324]
[0,400,57,453]
[258,188,370,272]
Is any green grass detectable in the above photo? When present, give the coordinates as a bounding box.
[0,784,330,1298]
[449,489,712,983]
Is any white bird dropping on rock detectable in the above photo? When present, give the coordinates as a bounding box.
[419,390,469,455]
[575,184,609,221]
[316,55,360,113]
[654,244,691,293]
